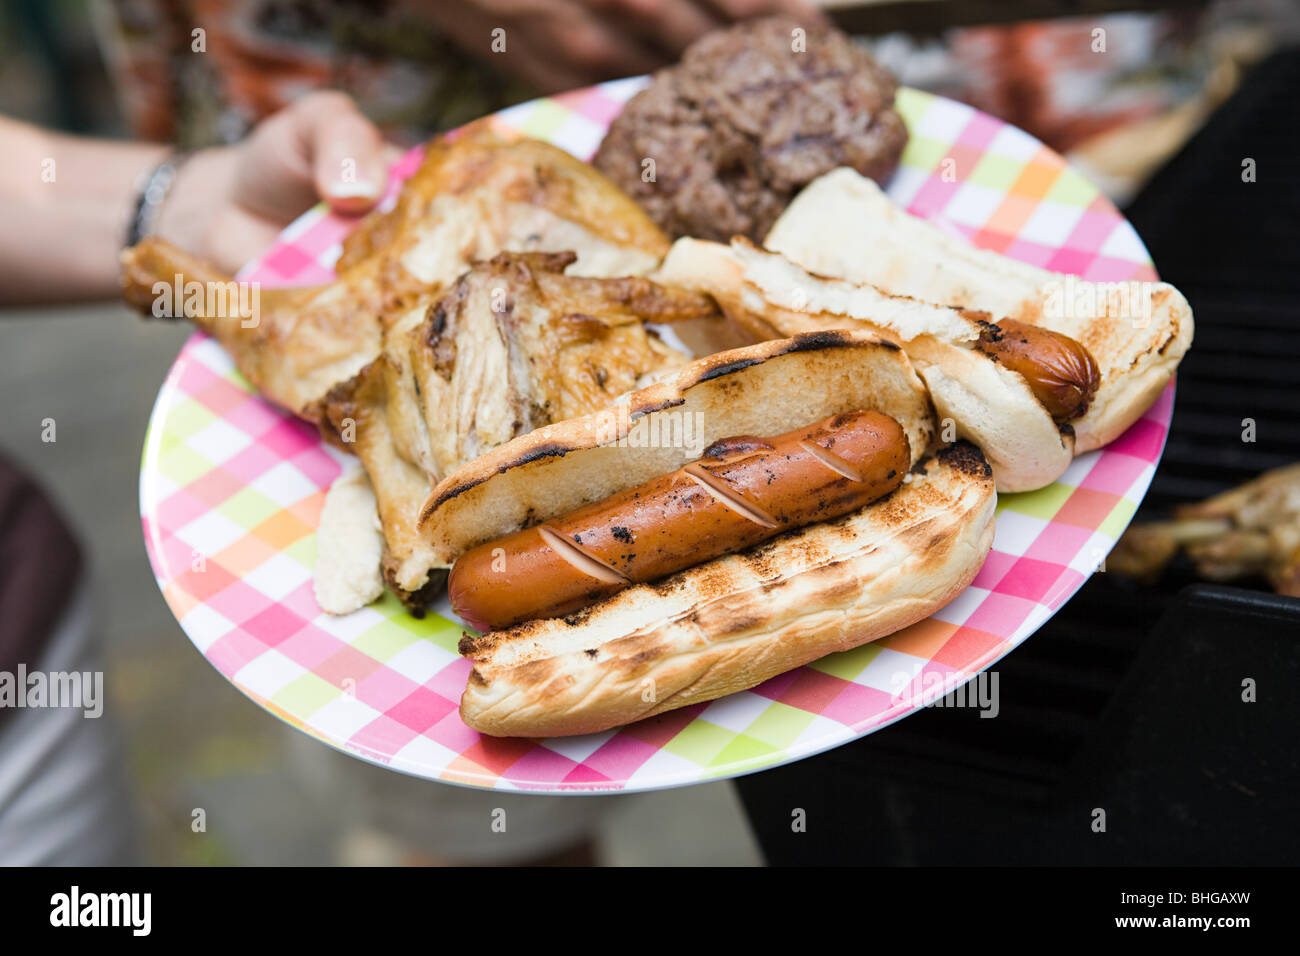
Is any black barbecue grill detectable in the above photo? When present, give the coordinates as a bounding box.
[736,48,1300,866]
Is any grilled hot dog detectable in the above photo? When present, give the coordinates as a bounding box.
[449,410,910,631]
[972,318,1100,423]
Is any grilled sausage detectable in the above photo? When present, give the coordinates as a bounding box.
[972,318,1100,422]
[448,410,910,631]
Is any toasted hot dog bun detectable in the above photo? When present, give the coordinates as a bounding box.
[418,331,936,568]
[655,237,1074,492]
[763,167,1193,453]
[459,442,996,737]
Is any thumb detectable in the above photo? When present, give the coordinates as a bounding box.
[296,92,391,215]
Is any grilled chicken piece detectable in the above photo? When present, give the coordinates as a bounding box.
[319,358,450,607]
[338,121,669,292]
[412,251,715,475]
[1109,463,1300,596]
[321,251,716,604]
[122,238,388,419]
[119,123,673,421]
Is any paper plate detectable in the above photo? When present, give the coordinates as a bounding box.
[140,79,1171,792]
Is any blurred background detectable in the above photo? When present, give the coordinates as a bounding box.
[1,0,1297,866]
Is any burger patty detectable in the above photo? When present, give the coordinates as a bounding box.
[593,16,908,243]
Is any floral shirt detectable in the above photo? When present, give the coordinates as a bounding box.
[93,0,531,147]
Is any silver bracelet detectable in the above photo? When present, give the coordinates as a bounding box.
[125,151,189,249]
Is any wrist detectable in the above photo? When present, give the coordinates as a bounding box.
[152,146,238,260]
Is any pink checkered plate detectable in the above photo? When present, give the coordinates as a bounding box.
[139,80,1173,792]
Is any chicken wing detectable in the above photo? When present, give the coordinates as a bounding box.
[121,237,386,420]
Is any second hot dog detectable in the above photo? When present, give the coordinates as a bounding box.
[971,318,1100,422]
[449,409,910,631]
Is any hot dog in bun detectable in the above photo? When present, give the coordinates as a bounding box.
[418,331,997,737]
[655,222,1186,493]
[763,168,1193,457]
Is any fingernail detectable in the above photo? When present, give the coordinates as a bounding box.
[326,179,381,200]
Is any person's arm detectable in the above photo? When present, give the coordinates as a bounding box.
[0,118,167,304]
[0,92,394,306]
